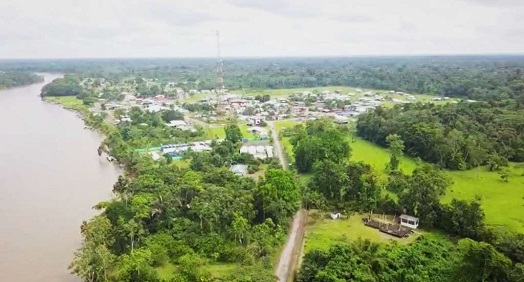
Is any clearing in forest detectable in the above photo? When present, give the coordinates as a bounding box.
[274,119,524,234]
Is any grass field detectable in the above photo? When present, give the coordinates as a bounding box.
[444,165,524,232]
[350,138,524,232]
[202,124,261,140]
[181,93,209,103]
[350,137,417,175]
[304,212,421,252]
[45,96,89,112]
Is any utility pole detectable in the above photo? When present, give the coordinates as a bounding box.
[216,30,225,112]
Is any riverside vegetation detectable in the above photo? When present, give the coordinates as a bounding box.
[0,71,42,88]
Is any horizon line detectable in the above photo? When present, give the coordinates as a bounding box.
[1,53,524,61]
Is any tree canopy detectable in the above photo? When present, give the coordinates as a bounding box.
[41,75,85,97]
[357,102,524,170]
[0,71,42,88]
[292,119,351,173]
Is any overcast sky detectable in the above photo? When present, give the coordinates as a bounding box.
[0,0,523,58]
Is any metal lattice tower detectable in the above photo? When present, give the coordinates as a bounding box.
[216,30,225,110]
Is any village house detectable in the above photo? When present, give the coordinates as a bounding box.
[247,126,268,136]
[230,164,248,176]
[399,214,419,229]
[240,145,274,159]
[291,106,309,117]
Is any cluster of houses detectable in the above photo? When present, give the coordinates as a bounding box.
[240,145,274,160]
[159,141,214,159]
[102,84,428,131]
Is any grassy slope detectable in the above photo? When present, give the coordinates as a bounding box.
[444,166,524,232]
[350,138,524,233]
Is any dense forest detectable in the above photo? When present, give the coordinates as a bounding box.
[40,75,85,97]
[0,71,42,88]
[356,101,524,170]
[2,56,524,101]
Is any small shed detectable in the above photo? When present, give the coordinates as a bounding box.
[399,214,419,229]
[230,164,248,176]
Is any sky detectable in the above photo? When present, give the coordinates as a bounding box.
[0,0,523,59]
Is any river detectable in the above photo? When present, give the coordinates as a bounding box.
[0,74,120,281]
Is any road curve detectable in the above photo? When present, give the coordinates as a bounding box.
[269,121,305,282]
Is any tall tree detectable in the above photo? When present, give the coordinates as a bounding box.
[385,134,404,173]
[454,239,511,282]
[441,197,485,239]
[255,168,300,223]
[225,124,243,144]
[399,164,452,227]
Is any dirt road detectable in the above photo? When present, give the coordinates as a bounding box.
[270,121,306,282]
[268,121,287,169]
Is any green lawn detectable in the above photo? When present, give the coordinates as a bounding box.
[182,93,209,103]
[202,124,261,140]
[350,137,417,175]
[444,165,524,232]
[45,96,89,112]
[202,126,226,139]
[304,212,421,252]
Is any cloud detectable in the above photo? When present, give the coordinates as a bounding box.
[225,0,319,17]
[0,0,522,58]
[461,0,524,7]
[328,14,374,23]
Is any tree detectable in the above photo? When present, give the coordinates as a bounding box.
[441,197,485,239]
[454,239,511,282]
[310,160,348,203]
[255,168,300,223]
[491,229,524,264]
[509,263,524,282]
[161,110,184,122]
[297,243,376,282]
[385,134,404,173]
[40,75,85,97]
[70,215,116,282]
[114,248,159,282]
[399,164,452,227]
[225,124,243,144]
[293,120,351,173]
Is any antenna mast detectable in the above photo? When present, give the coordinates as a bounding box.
[216,30,224,111]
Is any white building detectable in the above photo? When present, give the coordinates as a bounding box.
[399,214,419,229]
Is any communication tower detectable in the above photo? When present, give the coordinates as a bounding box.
[216,30,225,111]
